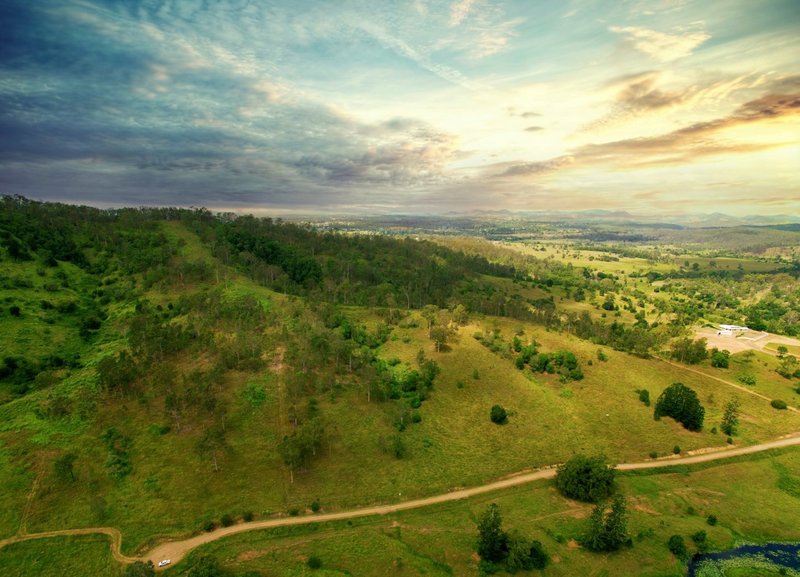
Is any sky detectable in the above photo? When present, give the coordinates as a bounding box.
[1,0,799,216]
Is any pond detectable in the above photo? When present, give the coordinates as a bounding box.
[688,542,800,576]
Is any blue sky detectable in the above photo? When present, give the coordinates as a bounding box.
[1,0,798,215]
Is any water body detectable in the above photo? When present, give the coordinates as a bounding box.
[687,542,800,576]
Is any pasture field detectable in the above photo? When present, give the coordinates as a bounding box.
[3,449,798,577]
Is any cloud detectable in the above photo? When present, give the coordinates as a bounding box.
[472,17,525,58]
[449,0,478,27]
[497,87,800,178]
[583,71,685,131]
[496,156,575,177]
[610,25,710,61]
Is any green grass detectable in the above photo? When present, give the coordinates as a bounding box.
[9,448,795,577]
[765,342,800,356]
[0,535,122,577]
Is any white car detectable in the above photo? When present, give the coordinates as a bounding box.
[158,559,171,567]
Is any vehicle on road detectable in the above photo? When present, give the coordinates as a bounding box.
[158,559,171,567]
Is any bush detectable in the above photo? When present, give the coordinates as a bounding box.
[9,305,21,317]
[738,374,756,386]
[668,534,688,561]
[242,510,254,522]
[771,399,788,410]
[220,513,234,527]
[707,514,717,526]
[710,348,730,368]
[555,454,615,503]
[649,451,658,459]
[310,499,321,513]
[673,445,681,455]
[490,405,508,425]
[307,556,322,569]
[637,389,650,407]
[654,382,705,431]
[691,530,708,553]
[203,520,215,532]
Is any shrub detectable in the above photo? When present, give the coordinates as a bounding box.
[310,499,321,513]
[307,556,322,569]
[242,511,254,522]
[668,535,688,561]
[203,520,215,532]
[707,514,718,526]
[220,513,234,527]
[771,399,788,410]
[691,530,708,553]
[673,446,681,455]
[737,374,756,386]
[555,454,615,502]
[490,405,508,425]
[9,305,21,317]
[649,451,658,459]
[637,389,650,407]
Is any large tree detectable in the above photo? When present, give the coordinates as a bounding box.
[583,494,630,552]
[555,454,616,503]
[476,503,508,563]
[654,382,705,431]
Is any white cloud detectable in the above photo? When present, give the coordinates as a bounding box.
[610,25,710,61]
[449,0,479,27]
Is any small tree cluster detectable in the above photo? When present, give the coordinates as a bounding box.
[654,382,705,431]
[531,350,584,382]
[555,454,616,502]
[582,494,630,552]
[670,338,708,365]
[476,504,548,572]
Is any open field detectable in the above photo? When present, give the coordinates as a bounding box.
[3,447,798,577]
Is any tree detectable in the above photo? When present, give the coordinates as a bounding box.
[721,398,740,436]
[278,434,303,483]
[490,404,508,424]
[123,561,155,577]
[710,348,730,368]
[555,454,616,502]
[476,503,508,563]
[430,325,449,353]
[670,338,708,365]
[53,453,77,483]
[667,534,688,561]
[505,531,548,572]
[582,494,630,552]
[654,382,705,431]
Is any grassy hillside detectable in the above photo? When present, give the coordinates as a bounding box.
[1,197,798,575]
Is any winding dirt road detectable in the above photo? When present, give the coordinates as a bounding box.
[2,434,799,570]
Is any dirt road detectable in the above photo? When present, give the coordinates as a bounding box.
[2,434,799,569]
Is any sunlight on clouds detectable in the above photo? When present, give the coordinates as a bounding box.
[610,24,710,61]
[1,0,798,214]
